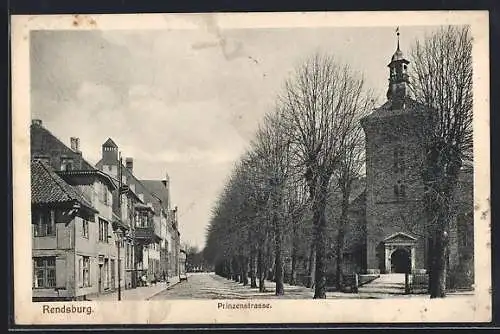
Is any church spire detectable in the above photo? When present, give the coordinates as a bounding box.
[386,27,410,110]
[396,26,400,51]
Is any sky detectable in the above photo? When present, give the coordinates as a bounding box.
[30,24,442,250]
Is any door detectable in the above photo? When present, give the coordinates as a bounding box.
[98,264,103,294]
[390,248,411,273]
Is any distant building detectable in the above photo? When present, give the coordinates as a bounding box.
[179,249,187,279]
[140,176,181,279]
[96,140,182,283]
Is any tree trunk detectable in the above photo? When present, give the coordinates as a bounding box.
[274,228,284,295]
[272,195,284,295]
[250,250,258,288]
[423,143,461,299]
[336,181,351,291]
[224,259,230,279]
[429,214,451,298]
[313,177,329,299]
[232,257,239,282]
[307,246,316,288]
[335,227,345,291]
[258,249,266,292]
[242,257,249,286]
[290,245,298,286]
[237,257,243,283]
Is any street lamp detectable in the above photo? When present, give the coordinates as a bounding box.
[115,228,124,301]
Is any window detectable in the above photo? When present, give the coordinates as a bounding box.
[32,209,55,237]
[33,257,56,288]
[33,155,50,165]
[125,244,129,269]
[393,146,405,174]
[82,219,89,238]
[103,186,109,205]
[394,180,407,199]
[134,212,140,227]
[61,158,74,171]
[78,256,91,287]
[136,213,148,228]
[104,259,110,290]
[98,219,109,243]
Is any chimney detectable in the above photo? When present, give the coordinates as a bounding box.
[32,119,42,126]
[125,157,134,173]
[70,137,81,153]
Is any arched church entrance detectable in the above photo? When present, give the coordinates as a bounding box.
[390,248,411,274]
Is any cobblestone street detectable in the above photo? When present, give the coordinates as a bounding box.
[150,272,475,300]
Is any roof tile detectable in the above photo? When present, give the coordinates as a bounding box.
[31,160,96,211]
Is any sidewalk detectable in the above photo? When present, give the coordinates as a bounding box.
[87,277,181,301]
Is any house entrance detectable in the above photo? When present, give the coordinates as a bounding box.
[390,248,411,273]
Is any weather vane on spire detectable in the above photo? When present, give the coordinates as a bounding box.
[396,26,400,50]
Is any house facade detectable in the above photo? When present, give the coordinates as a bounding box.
[31,120,123,300]
[31,160,98,301]
[31,120,183,300]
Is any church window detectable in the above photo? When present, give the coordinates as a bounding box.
[394,180,406,199]
[393,146,405,173]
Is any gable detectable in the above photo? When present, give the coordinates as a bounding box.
[383,232,417,244]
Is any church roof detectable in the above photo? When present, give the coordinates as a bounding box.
[389,44,410,64]
[362,97,433,121]
[391,47,405,62]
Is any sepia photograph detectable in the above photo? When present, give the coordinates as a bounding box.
[11,11,491,324]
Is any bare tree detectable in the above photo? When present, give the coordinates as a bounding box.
[333,125,366,291]
[250,111,296,295]
[279,53,373,298]
[408,26,473,298]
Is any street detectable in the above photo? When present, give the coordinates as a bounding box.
[150,272,476,300]
[150,272,316,300]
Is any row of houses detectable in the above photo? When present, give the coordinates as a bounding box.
[30,119,182,301]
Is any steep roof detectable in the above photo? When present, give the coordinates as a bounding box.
[31,160,97,212]
[57,169,118,191]
[102,138,118,148]
[30,122,96,171]
[140,180,169,209]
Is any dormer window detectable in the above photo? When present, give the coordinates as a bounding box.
[33,155,51,165]
[61,157,74,171]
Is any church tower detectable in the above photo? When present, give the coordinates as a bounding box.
[360,29,430,275]
[386,29,410,110]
